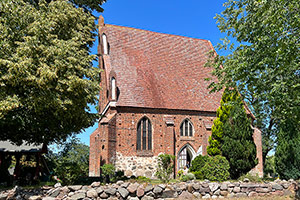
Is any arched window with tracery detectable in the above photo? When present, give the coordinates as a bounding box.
[137,117,152,151]
[180,119,194,136]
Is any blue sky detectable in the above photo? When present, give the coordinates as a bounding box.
[77,0,228,145]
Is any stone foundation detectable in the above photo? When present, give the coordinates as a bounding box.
[114,152,158,178]
[1,180,299,199]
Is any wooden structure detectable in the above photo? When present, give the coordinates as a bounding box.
[0,141,47,183]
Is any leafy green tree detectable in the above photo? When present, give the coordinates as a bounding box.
[275,117,300,180]
[46,137,90,185]
[222,99,257,179]
[0,0,106,145]
[208,0,300,163]
[155,154,175,183]
[207,88,238,156]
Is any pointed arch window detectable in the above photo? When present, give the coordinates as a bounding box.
[180,119,194,136]
[111,77,116,100]
[137,117,152,151]
[102,34,108,54]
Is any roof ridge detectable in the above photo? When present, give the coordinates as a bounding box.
[105,24,211,43]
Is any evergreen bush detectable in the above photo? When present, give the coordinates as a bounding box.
[189,155,209,172]
[201,155,230,181]
[192,171,204,180]
[190,155,230,181]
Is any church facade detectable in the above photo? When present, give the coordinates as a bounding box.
[89,16,263,178]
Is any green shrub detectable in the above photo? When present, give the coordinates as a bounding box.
[186,173,195,180]
[201,155,230,181]
[54,162,83,185]
[155,154,175,183]
[207,88,234,156]
[101,164,115,176]
[221,102,257,179]
[192,171,204,180]
[180,175,188,182]
[238,173,263,183]
[191,155,230,181]
[189,155,209,172]
[177,169,184,178]
[180,173,195,182]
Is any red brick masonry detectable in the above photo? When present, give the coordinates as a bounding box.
[89,16,263,177]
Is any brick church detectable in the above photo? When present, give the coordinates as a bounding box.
[89,16,263,178]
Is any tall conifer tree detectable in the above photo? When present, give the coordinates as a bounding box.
[222,100,257,179]
[207,88,237,156]
[207,88,257,178]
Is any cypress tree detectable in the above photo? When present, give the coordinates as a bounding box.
[221,100,257,179]
[207,88,257,179]
[207,88,238,156]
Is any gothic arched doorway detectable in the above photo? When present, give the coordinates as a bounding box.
[177,144,196,170]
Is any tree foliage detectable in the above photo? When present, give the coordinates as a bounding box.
[46,137,90,185]
[275,118,300,180]
[208,0,300,162]
[0,0,105,144]
[264,155,277,178]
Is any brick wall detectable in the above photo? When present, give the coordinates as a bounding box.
[90,107,216,177]
[90,106,264,177]
[250,127,264,177]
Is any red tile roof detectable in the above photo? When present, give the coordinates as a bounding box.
[102,24,222,112]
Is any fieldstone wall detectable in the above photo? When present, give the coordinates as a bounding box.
[0,179,299,200]
[114,152,158,178]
